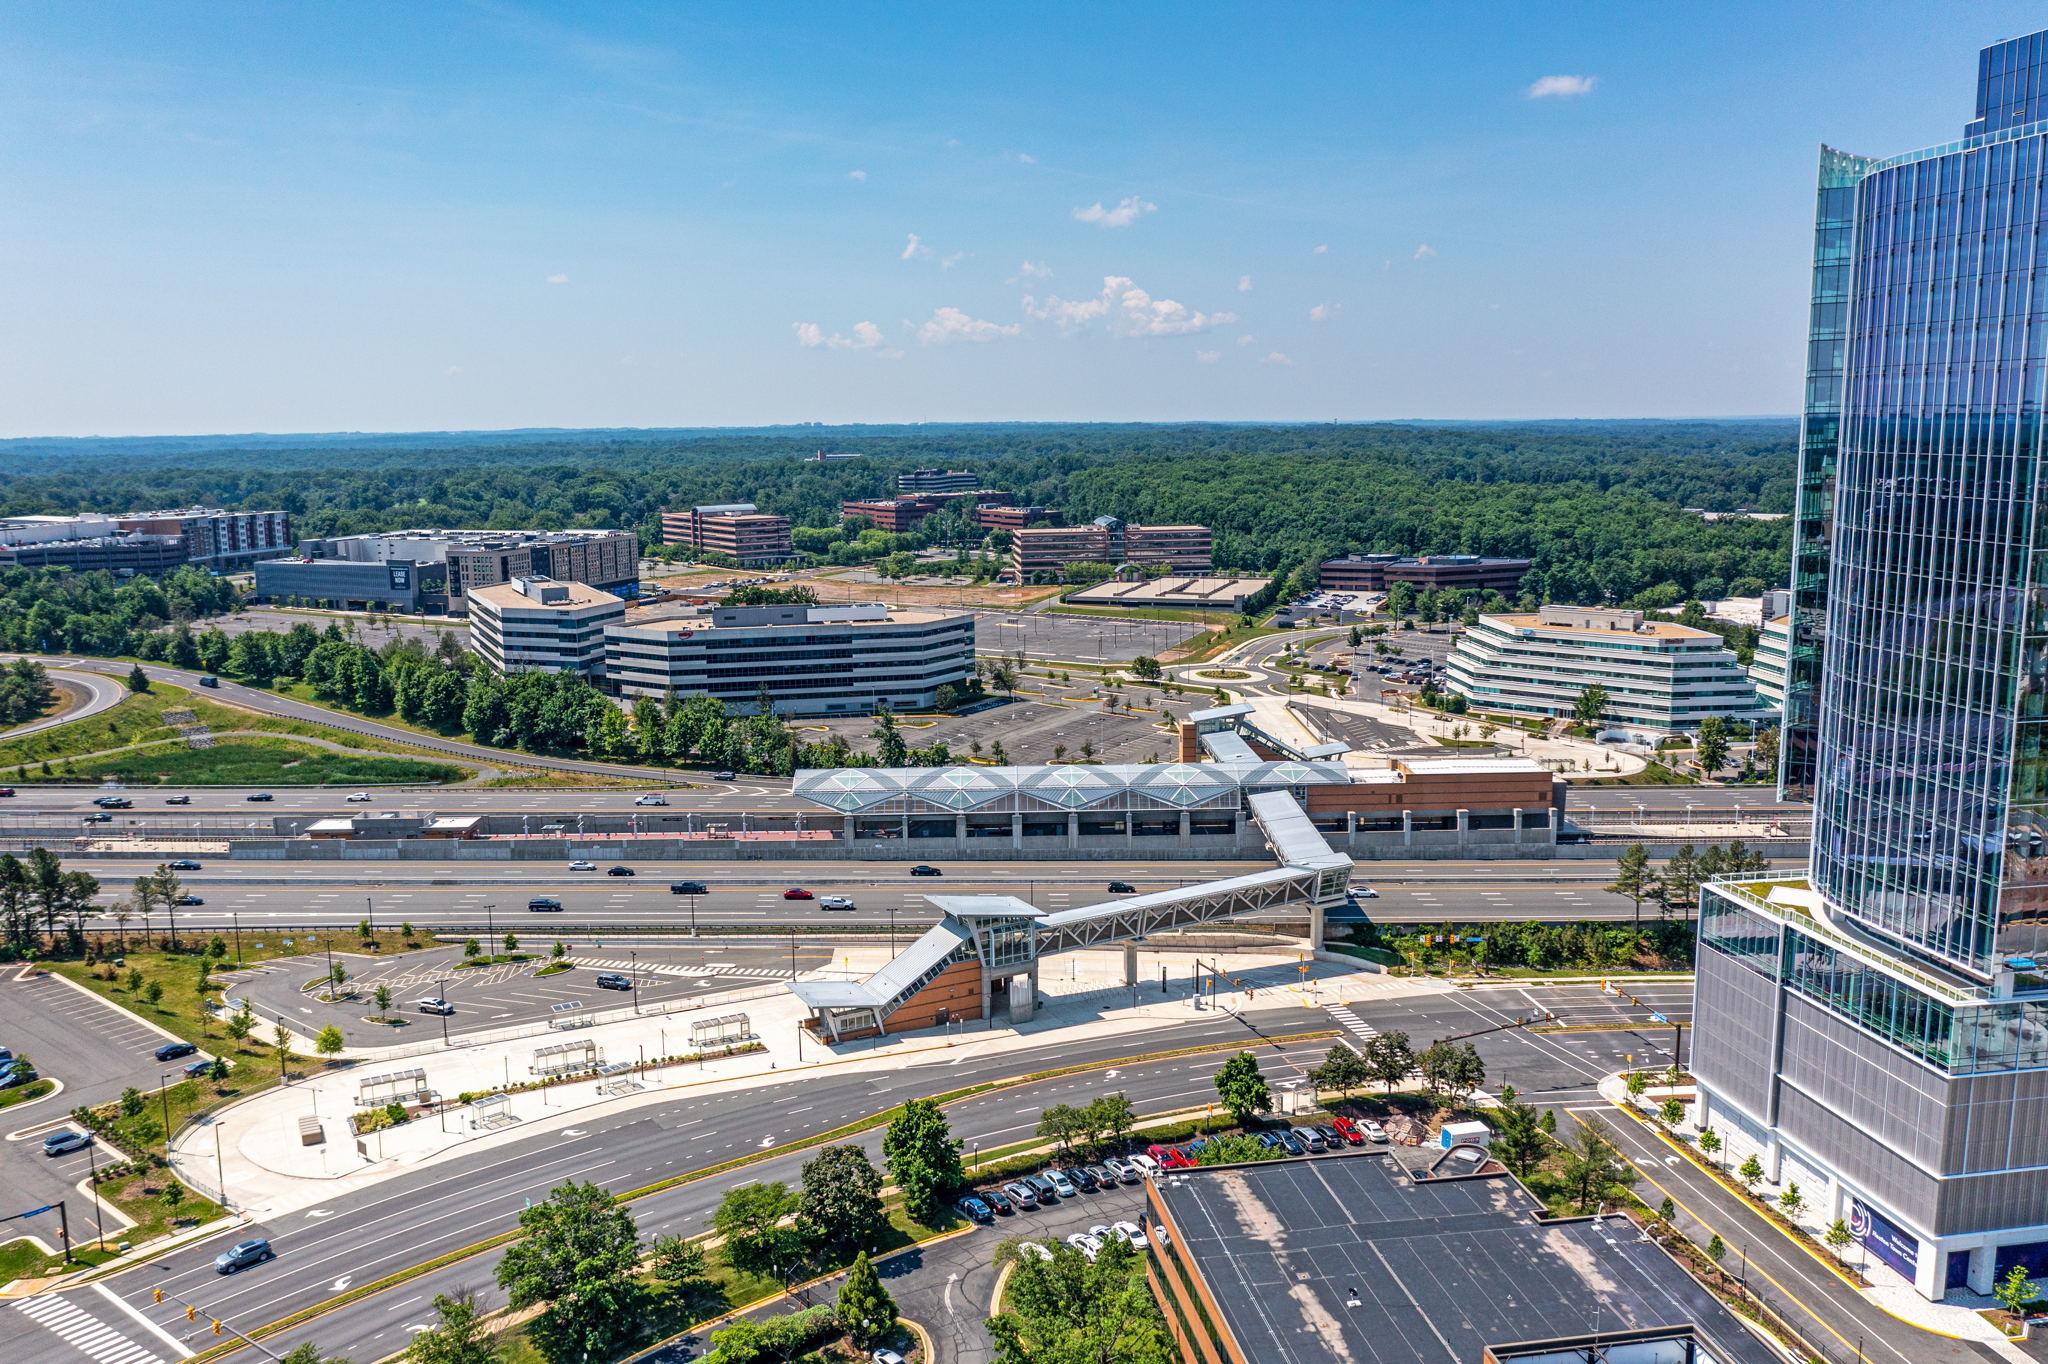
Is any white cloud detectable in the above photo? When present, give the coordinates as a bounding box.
[1196,350,1220,364]
[1072,196,1157,228]
[917,307,1020,345]
[1013,151,1037,164]
[1262,351,1294,366]
[1017,260,1052,280]
[1312,244,1329,255]
[1526,74,1596,99]
[794,320,887,350]
[546,273,570,284]
[848,169,868,182]
[1413,243,1437,260]
[1308,302,1340,322]
[940,251,966,270]
[1236,334,1254,345]
[901,233,930,261]
[1237,275,1253,293]
[1024,275,1236,336]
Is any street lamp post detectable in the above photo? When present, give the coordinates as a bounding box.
[438,977,451,1046]
[485,903,496,946]
[231,911,243,968]
[158,1071,175,1163]
[630,949,640,1016]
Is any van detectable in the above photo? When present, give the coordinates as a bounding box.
[1022,1174,1059,1203]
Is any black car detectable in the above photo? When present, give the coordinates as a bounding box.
[594,973,633,991]
[214,1238,274,1274]
[910,865,943,876]
[164,794,191,805]
[1107,881,1136,894]
[670,881,708,895]
[955,1195,993,1224]
[528,897,564,912]
[1273,1130,1305,1156]
[1063,1165,1099,1192]
[245,792,274,802]
[979,1187,1015,1215]
[173,894,204,906]
[166,859,202,870]
[81,812,112,823]
[153,1040,198,1063]
[92,796,132,808]
[606,866,636,877]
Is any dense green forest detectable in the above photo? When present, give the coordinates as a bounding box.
[0,421,1793,607]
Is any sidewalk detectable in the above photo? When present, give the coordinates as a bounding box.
[1292,692,1648,777]
[172,945,1441,1221]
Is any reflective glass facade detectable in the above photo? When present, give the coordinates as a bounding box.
[1808,35,2048,979]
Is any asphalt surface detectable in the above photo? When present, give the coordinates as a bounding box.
[0,670,128,744]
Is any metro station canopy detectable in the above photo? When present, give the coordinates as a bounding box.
[790,761,1352,816]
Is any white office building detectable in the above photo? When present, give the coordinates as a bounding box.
[1446,605,1769,732]
[606,602,974,715]
[1748,615,1789,711]
[468,577,625,678]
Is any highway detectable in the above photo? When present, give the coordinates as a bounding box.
[76,858,1779,930]
[0,982,1696,1364]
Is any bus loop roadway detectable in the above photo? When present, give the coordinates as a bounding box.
[91,859,1763,928]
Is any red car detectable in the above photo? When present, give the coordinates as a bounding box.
[1329,1117,1367,1146]
[0,787,13,797]
[1146,1143,1194,1170]
[782,888,814,900]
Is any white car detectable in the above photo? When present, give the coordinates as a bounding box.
[1017,1241,1053,1262]
[872,1351,906,1364]
[633,794,668,806]
[567,861,597,871]
[1360,1118,1388,1143]
[1064,1233,1103,1261]
[416,997,454,1015]
[1127,1152,1160,1176]
[345,792,372,803]
[819,895,856,911]
[1111,1219,1149,1249]
[1349,884,1380,899]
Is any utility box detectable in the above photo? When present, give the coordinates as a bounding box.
[298,1116,323,1147]
[1440,1120,1490,1149]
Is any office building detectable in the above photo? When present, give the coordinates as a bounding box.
[1748,615,1789,711]
[253,558,439,612]
[1009,517,1211,579]
[1066,575,1271,612]
[971,504,1062,531]
[295,528,638,610]
[659,503,795,567]
[467,577,624,677]
[895,468,979,493]
[842,490,1010,533]
[1445,606,1768,731]
[1318,552,1532,595]
[116,508,292,570]
[1694,31,2048,1301]
[606,602,973,715]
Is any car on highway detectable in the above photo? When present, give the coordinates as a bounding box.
[782,887,814,900]
[909,865,943,876]
[979,1187,1015,1215]
[1064,1232,1103,1261]
[527,897,564,912]
[0,788,12,797]
[955,1195,992,1224]
[163,794,190,805]
[166,859,202,870]
[173,893,204,906]
[41,1130,90,1156]
[245,792,273,802]
[92,796,132,808]
[634,794,668,806]
[606,866,636,876]
[345,792,372,803]
[214,1238,275,1274]
[594,973,633,991]
[818,895,856,911]
[81,812,112,823]
[568,861,597,871]
[153,1041,198,1063]
[1107,881,1136,894]
[669,881,708,895]
[714,770,736,781]
[999,1181,1039,1210]
[416,997,455,1015]
[1348,884,1380,899]
[197,675,220,688]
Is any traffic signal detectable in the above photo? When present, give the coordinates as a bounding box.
[185,1305,196,1322]
[212,1320,224,1336]
[151,1288,164,1305]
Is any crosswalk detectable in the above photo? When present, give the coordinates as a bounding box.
[12,1295,169,1364]
[1326,1003,1379,1041]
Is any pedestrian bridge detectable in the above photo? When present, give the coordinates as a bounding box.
[789,790,1352,1041]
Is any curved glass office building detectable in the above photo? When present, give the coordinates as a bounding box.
[1695,30,2048,1301]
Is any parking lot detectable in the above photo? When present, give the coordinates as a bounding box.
[972,609,1201,665]
[808,692,1177,765]
[195,607,467,653]
[224,938,833,1047]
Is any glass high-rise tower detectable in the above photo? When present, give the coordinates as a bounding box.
[1695,29,2048,1301]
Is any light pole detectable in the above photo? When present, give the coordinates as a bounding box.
[364,895,374,937]
[231,911,243,968]
[630,949,640,1015]
[485,903,496,946]
[158,1071,175,1164]
[438,978,451,1046]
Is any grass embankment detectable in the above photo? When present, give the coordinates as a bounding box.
[475,770,672,789]
[0,1077,57,1110]
[31,736,463,786]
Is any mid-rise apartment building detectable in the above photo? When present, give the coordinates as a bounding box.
[1445,605,1767,731]
[292,528,638,611]
[1694,31,2048,1301]
[1009,516,1212,579]
[0,508,291,574]
[467,577,625,678]
[606,602,973,716]
[660,503,795,566]
[117,508,292,570]
[1318,552,1531,595]
[896,468,979,493]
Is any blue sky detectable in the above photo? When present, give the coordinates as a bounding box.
[3,2,2042,436]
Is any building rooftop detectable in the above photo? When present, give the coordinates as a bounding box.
[1481,611,1718,642]
[1067,576,1270,604]
[1154,1155,1777,1364]
[467,579,623,612]
[790,760,1351,814]
[611,604,963,636]
[1393,756,1551,776]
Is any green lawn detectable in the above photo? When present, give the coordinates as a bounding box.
[0,1077,56,1111]
[15,736,462,786]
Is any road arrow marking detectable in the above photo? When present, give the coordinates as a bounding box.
[758,1136,776,1148]
[331,1276,352,1291]
[304,1209,333,1219]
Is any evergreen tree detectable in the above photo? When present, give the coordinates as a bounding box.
[836,1251,898,1347]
